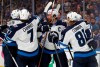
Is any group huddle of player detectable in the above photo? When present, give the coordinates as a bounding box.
[0,1,98,67]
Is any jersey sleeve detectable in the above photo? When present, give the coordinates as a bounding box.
[84,22,93,38]
[61,29,71,46]
[36,16,41,25]
[7,27,18,41]
[32,15,41,25]
[84,21,92,30]
[63,32,70,46]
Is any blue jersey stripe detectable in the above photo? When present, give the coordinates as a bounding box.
[2,34,17,46]
[17,49,39,57]
[2,42,17,47]
[43,47,64,54]
[74,50,96,57]
[58,41,67,47]
[58,41,72,49]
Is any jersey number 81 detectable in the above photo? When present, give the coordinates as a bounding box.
[75,29,91,47]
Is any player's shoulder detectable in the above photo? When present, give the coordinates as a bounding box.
[31,15,41,24]
[56,20,67,26]
[31,15,40,21]
[61,20,84,34]
[61,26,72,36]
[78,20,89,25]
[19,15,38,25]
[8,21,25,32]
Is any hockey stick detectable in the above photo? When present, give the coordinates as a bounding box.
[2,32,18,67]
[54,43,62,67]
[44,2,52,13]
[38,32,48,67]
[4,42,18,67]
[38,2,52,67]
[56,4,61,11]
[51,0,63,67]
[58,41,74,61]
[67,45,74,61]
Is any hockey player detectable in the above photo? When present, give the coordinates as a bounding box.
[38,9,68,67]
[6,9,41,67]
[1,9,21,67]
[7,9,21,27]
[49,12,98,67]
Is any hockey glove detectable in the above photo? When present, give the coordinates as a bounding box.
[38,23,50,32]
[48,31,59,43]
[41,25,50,32]
[0,25,8,32]
[88,39,97,50]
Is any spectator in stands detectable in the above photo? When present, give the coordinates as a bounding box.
[90,18,99,32]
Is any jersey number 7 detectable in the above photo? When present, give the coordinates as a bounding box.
[27,29,33,42]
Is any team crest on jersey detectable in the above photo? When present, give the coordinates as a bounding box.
[48,31,59,43]
[58,27,61,32]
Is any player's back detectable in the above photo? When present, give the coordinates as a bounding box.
[62,21,96,57]
[8,16,40,57]
[63,21,93,52]
[17,17,39,52]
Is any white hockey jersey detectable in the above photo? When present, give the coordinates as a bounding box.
[61,21,96,57]
[8,16,40,57]
[42,20,67,54]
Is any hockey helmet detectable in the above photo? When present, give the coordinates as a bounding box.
[19,9,30,20]
[67,12,78,22]
[11,9,20,19]
[76,14,82,21]
[47,9,59,17]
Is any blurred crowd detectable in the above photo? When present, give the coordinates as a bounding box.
[0,0,100,49]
